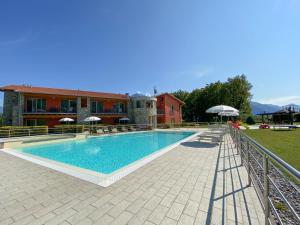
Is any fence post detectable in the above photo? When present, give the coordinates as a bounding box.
[8,129,11,138]
[236,131,240,154]
[28,129,31,136]
[263,155,270,225]
[247,140,251,186]
[235,130,238,150]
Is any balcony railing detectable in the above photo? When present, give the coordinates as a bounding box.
[91,109,127,114]
[24,108,77,114]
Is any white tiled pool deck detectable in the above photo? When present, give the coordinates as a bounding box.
[0,131,264,225]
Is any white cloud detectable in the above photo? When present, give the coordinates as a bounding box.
[0,36,28,46]
[259,96,300,106]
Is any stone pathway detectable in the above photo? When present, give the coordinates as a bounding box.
[0,133,264,225]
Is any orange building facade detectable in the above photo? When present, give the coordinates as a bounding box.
[1,85,128,127]
[156,93,184,124]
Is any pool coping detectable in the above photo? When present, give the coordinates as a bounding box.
[0,130,201,187]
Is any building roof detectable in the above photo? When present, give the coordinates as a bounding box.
[156,93,185,105]
[0,85,128,100]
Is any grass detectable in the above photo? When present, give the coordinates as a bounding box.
[244,129,300,171]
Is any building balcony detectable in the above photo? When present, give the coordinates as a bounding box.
[23,108,77,115]
[91,109,128,115]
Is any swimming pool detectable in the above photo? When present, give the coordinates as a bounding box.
[17,131,195,175]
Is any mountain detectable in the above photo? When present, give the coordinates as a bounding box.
[250,101,281,115]
[0,106,2,114]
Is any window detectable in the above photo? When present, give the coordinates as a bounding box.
[146,101,153,108]
[61,99,77,113]
[26,98,46,112]
[81,98,87,108]
[136,101,142,108]
[170,104,174,113]
[91,101,103,113]
[113,102,125,113]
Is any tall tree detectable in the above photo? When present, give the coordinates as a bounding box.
[172,74,252,121]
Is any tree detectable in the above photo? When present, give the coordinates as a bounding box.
[172,74,253,122]
[226,74,252,114]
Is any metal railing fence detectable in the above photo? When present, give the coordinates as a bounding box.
[230,126,300,225]
[0,124,154,138]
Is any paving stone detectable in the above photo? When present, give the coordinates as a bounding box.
[127,199,147,214]
[110,211,133,225]
[93,214,114,225]
[177,214,195,225]
[147,205,169,224]
[160,217,177,225]
[128,208,152,225]
[166,202,185,221]
[107,200,131,218]
[45,208,77,225]
[144,196,161,211]
[184,200,199,217]
[88,202,115,221]
[160,193,177,208]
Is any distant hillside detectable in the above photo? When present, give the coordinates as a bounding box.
[251,101,281,115]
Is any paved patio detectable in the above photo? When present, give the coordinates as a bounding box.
[0,133,264,225]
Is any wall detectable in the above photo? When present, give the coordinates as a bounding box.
[3,91,24,126]
[157,94,182,124]
[128,96,157,127]
[77,97,91,124]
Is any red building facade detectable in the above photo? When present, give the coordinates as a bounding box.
[156,93,184,124]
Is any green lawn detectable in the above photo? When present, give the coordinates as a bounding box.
[244,129,300,171]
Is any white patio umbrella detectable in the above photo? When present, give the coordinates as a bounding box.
[206,105,239,114]
[84,116,101,133]
[206,105,239,122]
[218,111,239,116]
[59,117,74,125]
[119,117,130,124]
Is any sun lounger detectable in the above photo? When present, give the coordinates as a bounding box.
[96,129,104,135]
[103,127,109,133]
[111,127,118,133]
[129,126,136,131]
[121,126,128,132]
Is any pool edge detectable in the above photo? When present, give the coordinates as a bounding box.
[0,130,201,187]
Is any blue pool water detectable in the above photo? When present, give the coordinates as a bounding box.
[18,131,195,174]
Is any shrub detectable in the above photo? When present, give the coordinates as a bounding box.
[246,116,256,125]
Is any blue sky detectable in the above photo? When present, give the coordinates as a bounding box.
[0,0,300,106]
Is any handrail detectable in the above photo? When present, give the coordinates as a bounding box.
[229,125,300,225]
